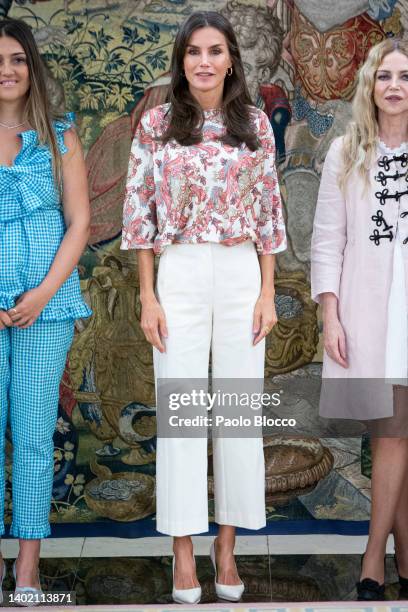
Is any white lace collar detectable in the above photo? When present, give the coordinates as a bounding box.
[378,139,408,157]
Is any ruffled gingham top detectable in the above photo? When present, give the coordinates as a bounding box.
[0,113,92,322]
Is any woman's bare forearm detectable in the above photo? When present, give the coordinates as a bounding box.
[258,254,275,298]
[39,223,89,300]
[137,249,156,303]
[40,129,91,301]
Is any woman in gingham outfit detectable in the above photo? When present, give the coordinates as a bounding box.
[0,19,91,599]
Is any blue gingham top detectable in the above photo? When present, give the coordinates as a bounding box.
[0,113,92,322]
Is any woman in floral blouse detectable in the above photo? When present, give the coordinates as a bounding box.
[121,11,286,604]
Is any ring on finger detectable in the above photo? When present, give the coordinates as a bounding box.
[263,325,271,334]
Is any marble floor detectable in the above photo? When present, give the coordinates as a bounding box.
[0,535,407,606]
[0,534,398,558]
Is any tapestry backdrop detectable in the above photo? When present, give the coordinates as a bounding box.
[1,0,403,536]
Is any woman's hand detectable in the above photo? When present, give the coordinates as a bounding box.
[252,293,277,346]
[0,310,13,330]
[140,295,168,353]
[321,292,348,368]
[7,286,52,329]
[323,313,348,368]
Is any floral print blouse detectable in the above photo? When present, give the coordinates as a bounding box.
[121,103,286,256]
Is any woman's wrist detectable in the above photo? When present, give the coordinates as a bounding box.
[140,290,157,304]
[37,279,57,302]
[321,292,339,319]
[260,288,275,299]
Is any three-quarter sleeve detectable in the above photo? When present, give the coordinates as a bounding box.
[256,111,287,255]
[121,111,157,250]
[311,137,347,303]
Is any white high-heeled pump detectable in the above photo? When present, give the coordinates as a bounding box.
[13,560,43,607]
[172,555,201,604]
[210,538,244,602]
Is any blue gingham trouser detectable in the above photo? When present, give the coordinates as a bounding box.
[0,320,74,539]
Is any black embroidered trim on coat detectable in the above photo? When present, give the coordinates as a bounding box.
[370,209,393,245]
[375,170,407,185]
[370,152,408,245]
[378,153,408,171]
[375,188,408,205]
[371,210,393,231]
[369,229,393,245]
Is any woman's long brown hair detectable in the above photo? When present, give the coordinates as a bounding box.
[161,11,259,151]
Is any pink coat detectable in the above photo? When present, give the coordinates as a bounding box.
[311,137,408,419]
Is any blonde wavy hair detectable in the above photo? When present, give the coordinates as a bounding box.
[340,37,408,191]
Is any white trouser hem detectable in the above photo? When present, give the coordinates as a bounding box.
[215,510,266,530]
[156,517,209,537]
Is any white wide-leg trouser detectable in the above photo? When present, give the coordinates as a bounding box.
[153,241,266,536]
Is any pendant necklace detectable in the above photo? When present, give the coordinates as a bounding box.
[0,120,27,130]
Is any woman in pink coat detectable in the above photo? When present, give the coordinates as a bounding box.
[311,38,408,600]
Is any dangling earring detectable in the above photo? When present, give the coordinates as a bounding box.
[227,67,233,76]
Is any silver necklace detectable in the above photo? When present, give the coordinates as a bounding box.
[0,120,27,130]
